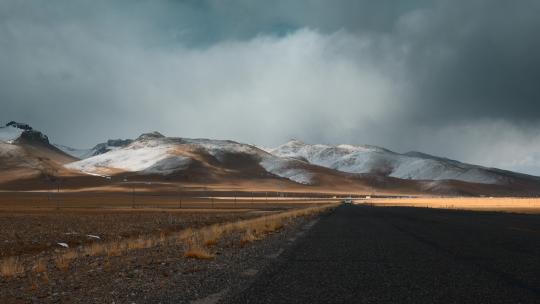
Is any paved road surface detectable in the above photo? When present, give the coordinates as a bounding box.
[226,204,540,303]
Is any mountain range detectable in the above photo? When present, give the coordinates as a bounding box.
[1,121,539,196]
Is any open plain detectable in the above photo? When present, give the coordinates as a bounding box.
[0,188,337,303]
[2,190,540,303]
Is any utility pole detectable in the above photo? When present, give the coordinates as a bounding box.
[56,181,60,210]
[132,185,135,209]
[178,185,182,209]
[234,191,237,209]
[48,181,51,204]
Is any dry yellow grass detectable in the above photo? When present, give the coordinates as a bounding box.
[181,203,336,259]
[240,229,259,246]
[55,251,78,272]
[126,238,153,251]
[200,225,223,247]
[184,247,215,260]
[33,258,47,274]
[84,242,105,256]
[0,257,24,278]
[106,242,126,257]
[365,197,540,214]
[4,203,337,277]
[184,240,215,260]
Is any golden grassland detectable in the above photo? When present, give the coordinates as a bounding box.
[364,197,540,214]
[0,257,24,278]
[0,203,337,279]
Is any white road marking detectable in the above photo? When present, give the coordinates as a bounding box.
[266,248,285,259]
[242,268,259,276]
[190,289,229,304]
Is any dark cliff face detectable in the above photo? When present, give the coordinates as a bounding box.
[15,130,50,145]
[6,121,33,131]
[88,133,164,157]
[106,139,133,147]
[5,121,50,146]
[90,139,134,156]
[137,131,165,141]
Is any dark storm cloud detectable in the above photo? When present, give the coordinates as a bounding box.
[396,0,540,122]
[1,0,540,174]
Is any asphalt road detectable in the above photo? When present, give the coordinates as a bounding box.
[226,204,540,303]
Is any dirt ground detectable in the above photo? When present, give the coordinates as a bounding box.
[0,190,331,260]
[0,189,342,210]
[0,209,262,258]
[0,214,321,304]
[0,191,335,303]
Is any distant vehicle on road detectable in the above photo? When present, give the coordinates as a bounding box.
[342,197,353,204]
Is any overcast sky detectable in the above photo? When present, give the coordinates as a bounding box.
[2,0,540,175]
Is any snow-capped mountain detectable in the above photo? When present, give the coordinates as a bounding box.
[266,140,519,185]
[3,120,540,195]
[64,135,540,192]
[55,138,133,159]
[0,121,49,145]
[0,122,76,185]
[65,132,318,184]
[0,123,25,144]
[53,144,93,159]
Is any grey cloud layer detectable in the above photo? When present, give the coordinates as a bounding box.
[1,0,540,174]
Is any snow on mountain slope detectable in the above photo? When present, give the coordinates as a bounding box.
[0,142,26,161]
[0,142,44,181]
[65,134,316,184]
[65,135,532,186]
[180,138,263,161]
[88,139,133,157]
[55,139,133,159]
[0,122,78,185]
[54,145,93,159]
[0,121,54,148]
[178,138,316,184]
[268,140,504,184]
[65,137,190,176]
[259,157,314,184]
[0,125,24,143]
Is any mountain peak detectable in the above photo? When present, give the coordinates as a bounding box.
[284,138,306,146]
[6,121,33,131]
[15,130,50,146]
[1,121,49,145]
[137,131,165,141]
